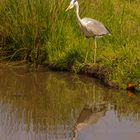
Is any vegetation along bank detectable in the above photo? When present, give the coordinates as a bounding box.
[0,0,140,90]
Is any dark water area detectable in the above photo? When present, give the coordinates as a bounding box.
[0,65,140,140]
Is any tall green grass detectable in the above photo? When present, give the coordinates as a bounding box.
[0,0,140,88]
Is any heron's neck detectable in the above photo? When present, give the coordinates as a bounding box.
[75,2,81,23]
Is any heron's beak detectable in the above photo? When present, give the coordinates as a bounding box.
[65,5,73,11]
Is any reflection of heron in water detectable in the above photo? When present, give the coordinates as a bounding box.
[72,103,106,140]
[66,0,111,63]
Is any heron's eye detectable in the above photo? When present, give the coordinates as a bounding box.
[70,0,77,4]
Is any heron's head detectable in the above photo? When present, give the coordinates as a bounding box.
[66,0,77,11]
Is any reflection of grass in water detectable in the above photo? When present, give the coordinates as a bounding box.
[0,0,140,87]
[0,67,140,135]
[0,68,105,132]
[106,90,140,121]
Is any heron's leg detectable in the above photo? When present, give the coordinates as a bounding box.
[84,47,89,63]
[94,38,97,64]
[84,38,91,63]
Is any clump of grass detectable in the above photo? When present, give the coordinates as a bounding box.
[0,0,140,88]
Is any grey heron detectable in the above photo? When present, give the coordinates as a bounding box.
[66,0,111,64]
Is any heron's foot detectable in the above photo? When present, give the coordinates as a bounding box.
[91,63,96,67]
[84,58,87,64]
[93,63,96,66]
[91,59,100,67]
[93,58,96,63]
[93,57,96,64]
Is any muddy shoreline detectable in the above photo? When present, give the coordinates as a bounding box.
[46,63,120,90]
[46,64,140,92]
[1,61,139,91]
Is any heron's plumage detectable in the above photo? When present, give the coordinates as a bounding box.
[81,18,110,37]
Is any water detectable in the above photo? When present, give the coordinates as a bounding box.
[0,65,140,140]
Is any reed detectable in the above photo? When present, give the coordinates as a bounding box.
[0,0,140,88]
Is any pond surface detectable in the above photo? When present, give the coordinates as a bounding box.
[0,65,140,140]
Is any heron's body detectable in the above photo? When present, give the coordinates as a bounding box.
[79,18,110,38]
[66,0,111,63]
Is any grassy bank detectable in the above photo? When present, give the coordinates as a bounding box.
[0,0,140,89]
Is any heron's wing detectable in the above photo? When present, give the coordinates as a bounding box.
[81,18,111,37]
